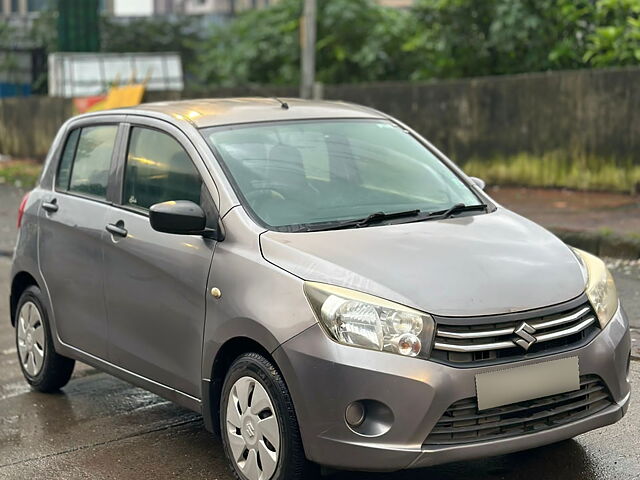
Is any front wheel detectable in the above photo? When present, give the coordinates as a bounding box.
[220,353,315,480]
[15,286,75,392]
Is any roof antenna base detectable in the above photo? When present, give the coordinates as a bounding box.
[272,97,289,110]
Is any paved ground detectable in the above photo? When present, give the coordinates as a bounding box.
[0,255,638,480]
[0,184,638,479]
[490,187,640,236]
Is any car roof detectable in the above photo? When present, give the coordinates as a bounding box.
[80,97,386,129]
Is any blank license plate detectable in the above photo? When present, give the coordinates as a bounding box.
[475,357,579,411]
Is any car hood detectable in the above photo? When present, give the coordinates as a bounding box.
[259,208,586,317]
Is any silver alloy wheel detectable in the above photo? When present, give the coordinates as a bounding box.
[226,376,281,480]
[16,301,45,377]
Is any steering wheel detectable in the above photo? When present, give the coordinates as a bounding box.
[245,182,317,205]
[245,187,287,204]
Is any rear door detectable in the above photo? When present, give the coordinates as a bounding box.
[102,118,218,398]
[38,120,123,358]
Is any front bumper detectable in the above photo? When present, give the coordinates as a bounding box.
[273,306,631,472]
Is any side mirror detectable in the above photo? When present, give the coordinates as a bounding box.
[470,177,486,190]
[150,200,219,238]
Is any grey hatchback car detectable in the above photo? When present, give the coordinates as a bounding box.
[11,98,631,479]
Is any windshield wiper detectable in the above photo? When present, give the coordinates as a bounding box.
[291,204,488,232]
[397,203,488,225]
[354,209,422,227]
[296,209,421,232]
[422,203,488,221]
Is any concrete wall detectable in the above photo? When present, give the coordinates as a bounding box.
[2,67,638,163]
[0,96,71,158]
[326,68,640,163]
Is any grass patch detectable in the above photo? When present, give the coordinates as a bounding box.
[462,152,640,194]
[0,160,42,188]
[1,153,638,194]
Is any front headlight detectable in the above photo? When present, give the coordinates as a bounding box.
[572,248,618,328]
[304,282,435,358]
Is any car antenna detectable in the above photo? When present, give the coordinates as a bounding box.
[272,97,289,110]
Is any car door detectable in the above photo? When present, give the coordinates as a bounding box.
[102,119,218,398]
[38,121,123,358]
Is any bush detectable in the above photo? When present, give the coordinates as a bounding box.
[197,0,420,86]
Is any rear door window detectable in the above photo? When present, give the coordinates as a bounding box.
[59,125,118,200]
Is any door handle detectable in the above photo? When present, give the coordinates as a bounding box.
[106,222,128,238]
[42,199,58,213]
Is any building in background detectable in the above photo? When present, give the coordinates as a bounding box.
[153,0,413,16]
[1,0,414,18]
[110,0,152,16]
[0,0,48,16]
[378,0,414,7]
[153,0,271,16]
[0,0,115,16]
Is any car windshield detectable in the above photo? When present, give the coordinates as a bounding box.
[202,119,483,231]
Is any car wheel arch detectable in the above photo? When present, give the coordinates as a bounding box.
[10,271,39,326]
[203,335,282,436]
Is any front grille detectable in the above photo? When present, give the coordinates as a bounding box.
[431,299,599,366]
[424,375,612,445]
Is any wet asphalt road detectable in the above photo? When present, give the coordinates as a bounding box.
[0,258,639,479]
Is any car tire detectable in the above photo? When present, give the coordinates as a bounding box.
[15,285,75,392]
[220,352,316,480]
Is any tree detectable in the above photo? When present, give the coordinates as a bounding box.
[406,0,599,79]
[3,0,639,91]
[584,0,640,67]
[100,15,203,82]
[196,0,419,86]
[406,0,639,79]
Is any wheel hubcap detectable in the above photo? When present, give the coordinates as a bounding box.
[16,301,45,377]
[226,376,280,480]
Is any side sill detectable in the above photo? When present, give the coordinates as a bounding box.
[56,341,202,414]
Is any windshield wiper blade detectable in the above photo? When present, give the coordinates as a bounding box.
[426,203,488,220]
[354,209,422,227]
[296,209,421,232]
[292,204,487,232]
[401,203,488,225]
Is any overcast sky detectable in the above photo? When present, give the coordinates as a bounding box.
[113,0,153,16]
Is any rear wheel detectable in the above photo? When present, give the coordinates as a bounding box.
[15,286,75,392]
[220,353,315,480]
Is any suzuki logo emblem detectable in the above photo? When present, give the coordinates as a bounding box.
[245,421,256,438]
[514,322,537,351]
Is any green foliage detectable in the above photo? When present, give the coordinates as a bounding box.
[4,0,640,88]
[197,0,640,86]
[197,0,420,86]
[0,161,42,189]
[315,0,419,83]
[414,0,640,77]
[584,0,640,66]
[462,152,640,194]
[197,1,301,86]
[100,16,203,82]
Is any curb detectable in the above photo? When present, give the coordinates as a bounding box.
[551,228,640,260]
